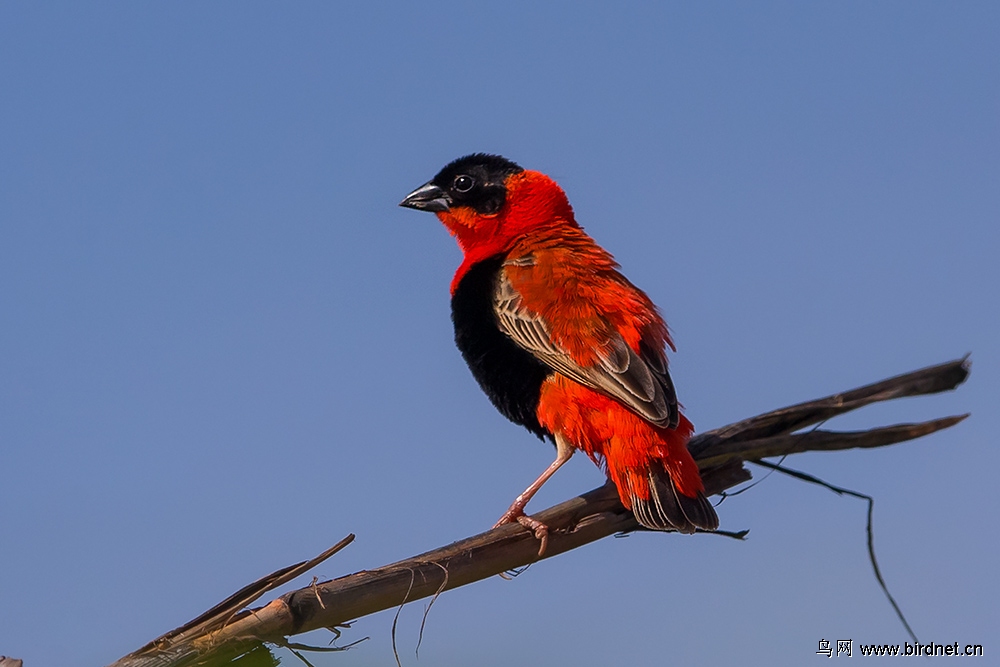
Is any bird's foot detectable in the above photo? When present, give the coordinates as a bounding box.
[494,509,550,557]
[516,514,550,557]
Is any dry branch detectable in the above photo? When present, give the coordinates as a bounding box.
[108,357,970,667]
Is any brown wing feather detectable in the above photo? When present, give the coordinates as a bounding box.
[494,265,679,429]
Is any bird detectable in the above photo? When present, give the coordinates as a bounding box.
[400,153,718,552]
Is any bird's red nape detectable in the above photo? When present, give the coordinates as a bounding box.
[400,153,718,549]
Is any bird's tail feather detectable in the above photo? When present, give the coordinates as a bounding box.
[630,467,719,533]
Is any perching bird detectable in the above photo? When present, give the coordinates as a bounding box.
[400,154,718,549]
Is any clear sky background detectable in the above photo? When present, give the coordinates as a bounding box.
[1,3,997,665]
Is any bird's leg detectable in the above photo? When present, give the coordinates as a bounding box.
[494,433,574,556]
[494,434,574,526]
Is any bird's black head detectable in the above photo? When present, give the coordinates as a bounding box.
[400,153,524,215]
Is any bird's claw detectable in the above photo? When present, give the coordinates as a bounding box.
[516,514,549,557]
[494,510,549,557]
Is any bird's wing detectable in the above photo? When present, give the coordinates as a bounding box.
[494,263,679,429]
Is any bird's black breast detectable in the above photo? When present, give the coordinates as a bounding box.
[451,256,552,439]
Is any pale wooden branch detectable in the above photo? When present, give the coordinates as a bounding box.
[107,357,970,667]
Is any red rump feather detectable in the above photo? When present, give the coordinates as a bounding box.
[536,375,699,499]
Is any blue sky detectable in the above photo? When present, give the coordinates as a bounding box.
[1,3,996,665]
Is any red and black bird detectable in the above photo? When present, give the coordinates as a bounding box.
[400,154,718,547]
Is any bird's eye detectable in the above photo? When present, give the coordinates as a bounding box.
[454,175,475,193]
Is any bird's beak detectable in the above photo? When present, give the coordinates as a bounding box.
[399,182,452,212]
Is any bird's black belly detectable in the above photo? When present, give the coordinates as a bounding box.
[451,256,552,439]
